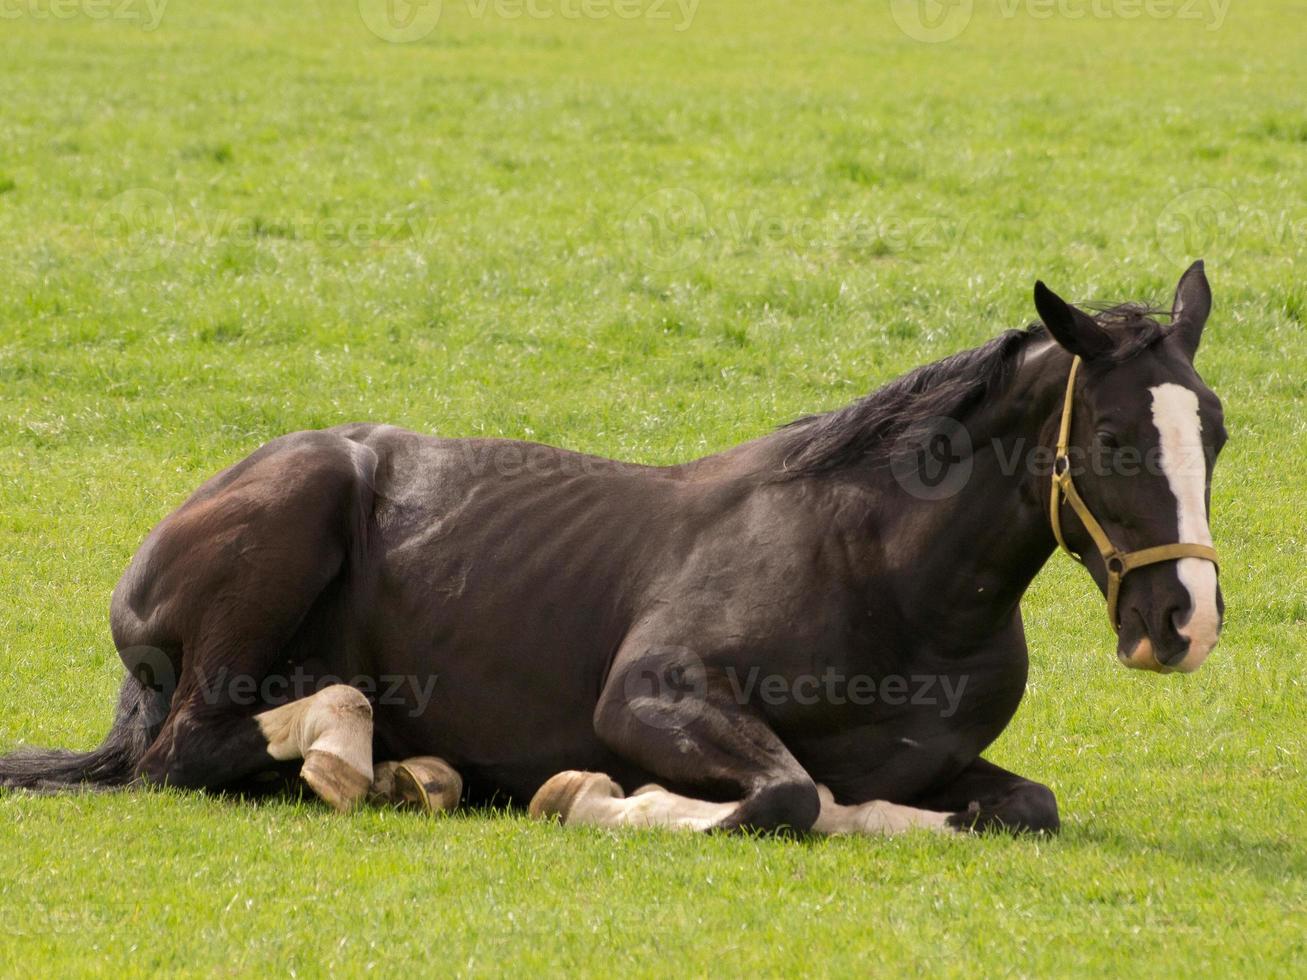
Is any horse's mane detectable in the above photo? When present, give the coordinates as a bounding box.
[777,303,1169,477]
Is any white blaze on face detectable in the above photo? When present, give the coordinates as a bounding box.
[1149,383,1222,662]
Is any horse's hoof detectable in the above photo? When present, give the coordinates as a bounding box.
[528,771,622,823]
[302,749,371,813]
[392,757,462,814]
[369,761,403,803]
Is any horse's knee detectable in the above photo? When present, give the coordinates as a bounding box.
[723,778,821,834]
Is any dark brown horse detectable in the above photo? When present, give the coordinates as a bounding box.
[0,262,1225,835]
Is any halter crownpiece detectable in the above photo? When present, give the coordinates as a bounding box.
[1049,356,1220,632]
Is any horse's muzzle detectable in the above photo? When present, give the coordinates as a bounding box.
[1118,631,1219,674]
[1117,571,1223,674]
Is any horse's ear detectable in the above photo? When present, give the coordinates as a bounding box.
[1034,281,1114,360]
[1170,259,1211,361]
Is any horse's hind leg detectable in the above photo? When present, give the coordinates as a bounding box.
[136,684,375,811]
[253,686,375,809]
[121,431,381,810]
[370,757,463,813]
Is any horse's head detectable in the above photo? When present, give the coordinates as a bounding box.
[1033,262,1224,673]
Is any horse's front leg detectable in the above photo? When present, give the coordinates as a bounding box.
[529,640,821,834]
[809,756,1058,837]
[810,785,956,836]
[912,756,1060,835]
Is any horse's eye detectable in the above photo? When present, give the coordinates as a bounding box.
[1096,430,1120,450]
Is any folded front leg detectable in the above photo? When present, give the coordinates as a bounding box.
[914,757,1060,834]
[530,773,737,831]
[532,639,820,834]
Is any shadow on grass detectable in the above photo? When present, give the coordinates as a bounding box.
[1068,822,1305,885]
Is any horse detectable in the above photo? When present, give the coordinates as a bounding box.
[0,261,1225,836]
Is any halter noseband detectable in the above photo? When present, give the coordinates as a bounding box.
[1050,356,1220,632]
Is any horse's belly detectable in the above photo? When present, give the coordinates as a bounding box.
[355,544,636,801]
[344,431,661,788]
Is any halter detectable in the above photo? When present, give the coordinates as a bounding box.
[1050,357,1219,632]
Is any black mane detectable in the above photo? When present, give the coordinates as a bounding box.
[778,304,1169,477]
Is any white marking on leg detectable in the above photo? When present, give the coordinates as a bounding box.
[811,784,952,835]
[1149,383,1221,664]
[606,783,737,830]
[531,771,736,831]
[256,684,374,783]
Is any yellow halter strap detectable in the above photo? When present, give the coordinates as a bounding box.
[1049,356,1220,631]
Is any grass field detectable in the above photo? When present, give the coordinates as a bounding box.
[1,0,1305,974]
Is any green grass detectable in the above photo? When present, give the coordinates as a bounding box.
[1,0,1305,974]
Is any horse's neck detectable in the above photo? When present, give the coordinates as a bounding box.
[881,342,1073,632]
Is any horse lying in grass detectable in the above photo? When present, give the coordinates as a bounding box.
[0,262,1224,836]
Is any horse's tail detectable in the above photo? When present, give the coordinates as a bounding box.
[0,672,158,791]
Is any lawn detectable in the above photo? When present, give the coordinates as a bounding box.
[1,0,1304,973]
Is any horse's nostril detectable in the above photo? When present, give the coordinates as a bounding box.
[1154,643,1186,666]
[1169,606,1192,635]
